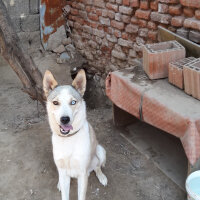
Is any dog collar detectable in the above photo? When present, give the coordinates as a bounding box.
[60,129,80,137]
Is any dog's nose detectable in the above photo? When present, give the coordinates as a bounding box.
[60,116,70,124]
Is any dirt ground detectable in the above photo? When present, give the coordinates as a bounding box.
[0,53,186,200]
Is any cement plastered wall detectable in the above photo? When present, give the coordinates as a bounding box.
[2,0,41,53]
[67,0,200,75]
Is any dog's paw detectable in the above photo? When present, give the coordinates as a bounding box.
[57,182,61,192]
[98,173,108,187]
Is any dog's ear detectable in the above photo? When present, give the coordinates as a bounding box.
[72,69,86,96]
[43,70,58,97]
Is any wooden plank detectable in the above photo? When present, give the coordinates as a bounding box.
[158,26,200,58]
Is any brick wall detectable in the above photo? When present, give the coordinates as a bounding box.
[67,0,200,74]
[2,0,41,54]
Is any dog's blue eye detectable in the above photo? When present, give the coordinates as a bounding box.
[71,100,76,105]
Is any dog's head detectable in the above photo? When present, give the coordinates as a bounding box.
[43,69,86,137]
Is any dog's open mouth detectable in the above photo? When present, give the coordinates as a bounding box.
[60,124,73,135]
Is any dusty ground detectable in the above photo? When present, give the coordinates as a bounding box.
[0,54,186,200]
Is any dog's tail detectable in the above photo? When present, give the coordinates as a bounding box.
[96,144,106,167]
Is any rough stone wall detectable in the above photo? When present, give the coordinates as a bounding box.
[3,0,41,54]
[67,0,200,74]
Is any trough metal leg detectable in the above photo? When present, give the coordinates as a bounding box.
[188,158,200,175]
[112,104,138,127]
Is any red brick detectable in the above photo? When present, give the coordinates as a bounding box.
[111,20,125,30]
[150,0,158,11]
[135,9,151,20]
[99,17,111,26]
[169,57,196,89]
[107,27,114,34]
[107,10,115,19]
[195,9,200,20]
[116,0,122,4]
[88,13,99,21]
[93,0,105,8]
[119,6,133,15]
[82,0,93,5]
[106,3,118,12]
[171,16,185,27]
[147,21,157,30]
[138,19,147,27]
[111,50,126,60]
[131,17,138,24]
[143,41,185,79]
[74,22,82,29]
[130,0,139,7]
[96,9,102,16]
[89,22,98,28]
[159,0,179,3]
[138,28,148,37]
[72,2,77,8]
[66,1,72,6]
[79,11,87,20]
[169,5,182,15]
[148,30,158,41]
[183,8,195,17]
[114,29,122,37]
[93,28,105,38]
[180,0,200,8]
[158,3,169,14]
[83,25,92,34]
[140,0,149,10]
[86,6,91,12]
[97,25,104,30]
[151,12,172,24]
[70,8,79,15]
[125,24,139,33]
[118,38,133,47]
[74,16,84,24]
[122,32,129,40]
[76,3,85,10]
[121,15,131,23]
[183,58,200,99]
[123,0,130,6]
[106,34,117,43]
[184,18,200,31]
[115,13,122,21]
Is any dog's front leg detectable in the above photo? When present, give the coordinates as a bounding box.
[58,168,71,200]
[78,174,88,200]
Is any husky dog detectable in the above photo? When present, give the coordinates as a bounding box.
[43,69,107,200]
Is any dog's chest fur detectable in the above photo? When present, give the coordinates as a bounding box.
[52,122,92,178]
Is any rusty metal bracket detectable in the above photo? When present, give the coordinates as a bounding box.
[40,0,66,50]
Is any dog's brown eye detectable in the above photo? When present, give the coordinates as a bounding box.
[53,101,59,105]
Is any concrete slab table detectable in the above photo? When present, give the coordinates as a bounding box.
[106,61,200,174]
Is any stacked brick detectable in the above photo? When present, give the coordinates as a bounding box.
[183,58,200,100]
[142,40,200,100]
[143,40,185,79]
[67,0,200,74]
[168,57,196,89]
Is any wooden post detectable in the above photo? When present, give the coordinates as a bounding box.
[0,0,45,105]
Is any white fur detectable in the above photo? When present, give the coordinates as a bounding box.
[47,88,107,200]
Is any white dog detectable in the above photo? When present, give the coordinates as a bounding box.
[43,69,107,200]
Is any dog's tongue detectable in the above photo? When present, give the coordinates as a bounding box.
[61,124,73,131]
